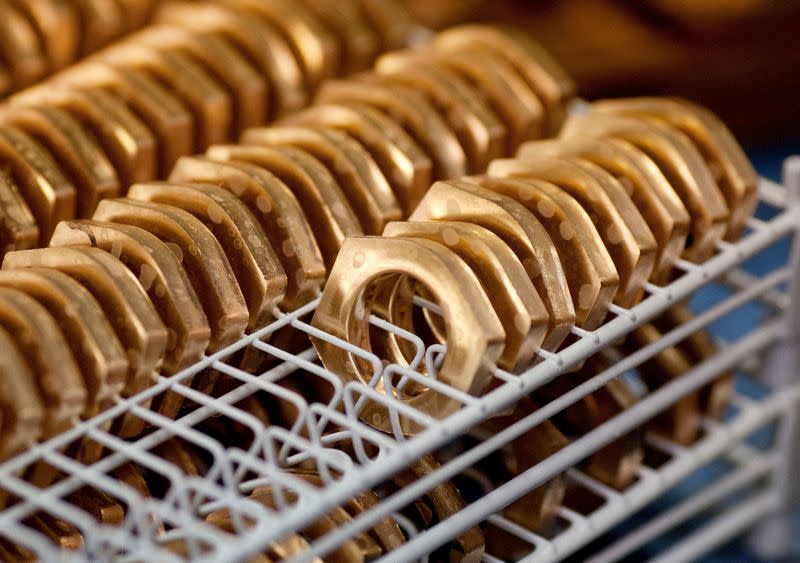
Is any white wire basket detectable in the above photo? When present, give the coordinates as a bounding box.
[0,158,798,562]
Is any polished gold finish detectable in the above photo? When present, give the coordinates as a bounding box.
[593,97,758,241]
[242,125,402,235]
[206,143,362,268]
[0,2,47,90]
[127,181,287,330]
[489,157,657,307]
[14,0,80,71]
[168,156,325,309]
[312,236,504,435]
[133,26,268,134]
[0,126,75,244]
[10,86,158,188]
[0,325,44,460]
[0,287,85,437]
[0,105,120,217]
[0,268,128,417]
[383,220,549,372]
[301,0,380,73]
[283,103,433,214]
[74,0,123,54]
[410,179,575,351]
[315,79,468,180]
[372,58,506,173]
[432,25,576,136]
[92,197,248,352]
[67,486,124,525]
[518,137,690,282]
[563,113,729,262]
[358,0,416,51]
[0,168,38,254]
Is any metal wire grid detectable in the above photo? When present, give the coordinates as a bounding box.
[0,165,796,562]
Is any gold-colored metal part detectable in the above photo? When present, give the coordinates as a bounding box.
[478,176,615,330]
[168,156,325,309]
[593,97,758,241]
[0,2,48,90]
[625,323,702,445]
[92,197,248,351]
[0,168,38,255]
[410,179,575,352]
[26,512,83,551]
[206,143,362,268]
[132,26,268,135]
[312,236,504,435]
[0,268,128,417]
[3,246,168,437]
[373,56,505,173]
[0,538,36,562]
[562,113,729,262]
[0,105,120,217]
[74,0,123,54]
[10,86,158,188]
[392,455,485,562]
[99,44,233,150]
[301,0,380,73]
[357,0,416,51]
[432,25,576,136]
[653,305,732,419]
[489,157,657,307]
[283,103,433,215]
[0,126,76,244]
[242,125,402,235]
[0,287,85,437]
[50,219,209,418]
[14,0,80,71]
[518,137,691,282]
[67,486,124,525]
[127,181,287,330]
[315,79,468,180]
[383,220,549,372]
[56,62,193,176]
[0,325,44,460]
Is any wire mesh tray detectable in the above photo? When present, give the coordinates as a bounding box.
[0,172,797,562]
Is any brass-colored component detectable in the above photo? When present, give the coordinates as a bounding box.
[357,0,416,51]
[10,86,157,187]
[0,105,120,217]
[653,305,732,419]
[410,179,575,352]
[283,103,432,214]
[0,287,85,437]
[56,62,193,176]
[432,25,576,136]
[0,537,37,561]
[383,220,549,372]
[92,197,248,351]
[14,0,80,71]
[99,44,233,150]
[626,323,702,445]
[301,0,380,73]
[206,143,362,268]
[477,176,616,329]
[562,113,729,262]
[0,2,47,89]
[315,79,468,180]
[312,236,504,435]
[26,512,83,550]
[0,325,44,460]
[242,126,401,234]
[168,156,325,309]
[393,455,485,562]
[74,0,123,54]
[518,137,691,282]
[0,126,76,244]
[50,219,209,418]
[374,56,506,173]
[127,181,287,330]
[3,246,168,437]
[0,168,38,254]
[154,438,201,476]
[67,486,124,525]
[218,0,340,89]
[0,268,128,416]
[154,2,305,118]
[593,97,758,241]
[132,26,268,134]
[489,157,657,307]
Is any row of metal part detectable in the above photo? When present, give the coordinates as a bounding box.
[0,0,418,257]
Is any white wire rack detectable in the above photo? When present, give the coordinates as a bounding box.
[0,158,798,562]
